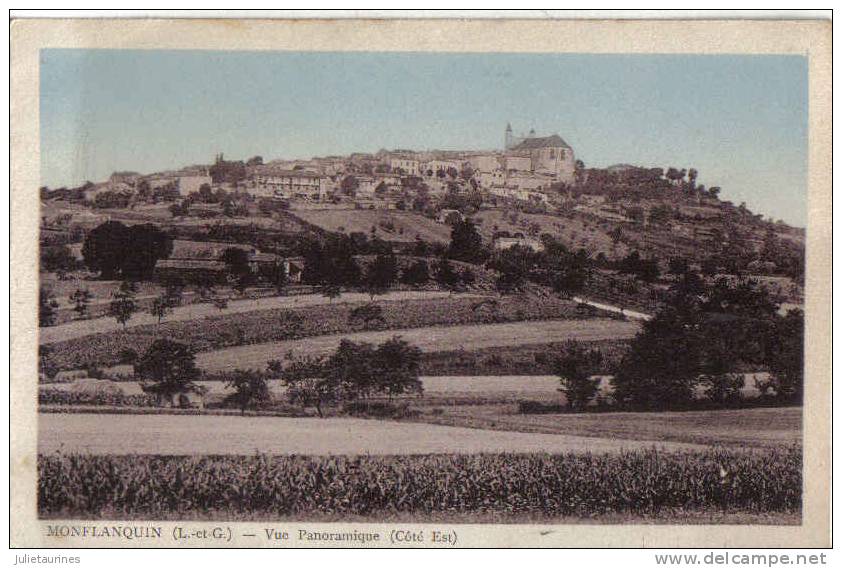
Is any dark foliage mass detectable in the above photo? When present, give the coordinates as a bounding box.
[39,447,801,520]
[82,221,173,280]
[613,273,804,409]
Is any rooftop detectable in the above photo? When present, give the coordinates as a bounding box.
[510,134,572,151]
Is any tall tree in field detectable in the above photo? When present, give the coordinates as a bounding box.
[364,253,398,300]
[555,341,603,410]
[108,281,137,329]
[149,295,171,324]
[224,369,271,414]
[69,288,93,320]
[447,219,486,264]
[321,284,341,303]
[374,336,423,400]
[135,339,202,399]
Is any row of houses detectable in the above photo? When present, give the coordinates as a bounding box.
[153,240,303,284]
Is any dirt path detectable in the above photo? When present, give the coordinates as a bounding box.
[38,413,705,456]
[39,290,474,344]
[572,296,651,321]
[195,319,640,372]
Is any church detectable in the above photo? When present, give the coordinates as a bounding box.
[504,123,576,184]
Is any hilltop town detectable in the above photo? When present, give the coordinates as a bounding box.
[41,123,805,306]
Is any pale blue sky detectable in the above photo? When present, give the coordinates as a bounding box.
[40,50,807,226]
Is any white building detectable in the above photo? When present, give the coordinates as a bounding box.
[251,168,330,200]
[389,158,420,177]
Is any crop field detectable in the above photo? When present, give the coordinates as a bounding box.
[38,447,801,522]
[41,295,601,372]
[40,290,464,344]
[415,406,802,449]
[38,413,703,456]
[289,209,452,243]
[194,319,639,372]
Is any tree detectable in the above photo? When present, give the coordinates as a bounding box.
[765,309,804,402]
[434,258,460,294]
[150,295,171,324]
[108,281,137,328]
[69,288,93,320]
[41,245,77,274]
[447,219,485,263]
[213,297,229,311]
[271,355,337,418]
[82,221,173,280]
[224,369,271,414]
[555,342,603,410]
[81,220,130,279]
[546,249,590,298]
[489,247,533,295]
[459,267,476,288]
[246,155,264,166]
[364,253,398,299]
[373,336,423,399]
[612,303,703,410]
[135,339,202,399]
[348,303,385,329]
[573,159,586,186]
[39,287,59,327]
[321,284,342,303]
[401,259,430,286]
[120,224,174,280]
[221,247,251,279]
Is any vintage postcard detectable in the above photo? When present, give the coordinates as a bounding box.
[10,16,831,548]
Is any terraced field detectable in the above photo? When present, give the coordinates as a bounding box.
[289,208,452,243]
[40,290,468,344]
[195,318,640,372]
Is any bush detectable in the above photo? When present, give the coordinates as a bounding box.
[342,400,417,419]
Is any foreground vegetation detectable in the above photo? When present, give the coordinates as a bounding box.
[39,447,801,522]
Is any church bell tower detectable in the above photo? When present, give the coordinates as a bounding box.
[505,123,513,150]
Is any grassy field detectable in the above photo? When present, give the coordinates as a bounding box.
[414,406,802,449]
[290,208,452,243]
[38,413,705,456]
[194,319,639,372]
[38,448,801,522]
